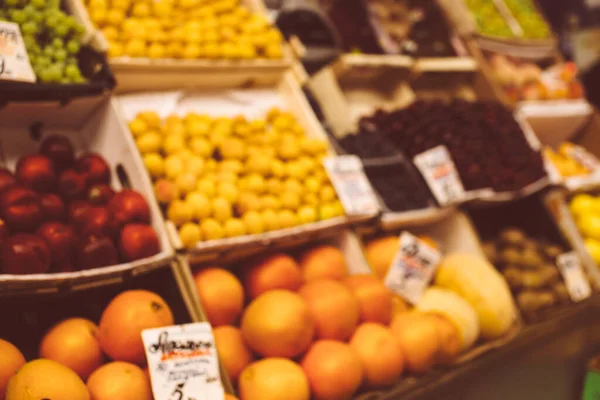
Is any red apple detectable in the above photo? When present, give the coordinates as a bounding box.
[119,223,160,262]
[0,186,43,232]
[68,200,92,229]
[36,222,75,272]
[108,189,151,229]
[87,184,115,206]
[40,193,66,221]
[0,168,17,194]
[0,219,9,244]
[1,234,51,274]
[39,134,75,171]
[76,153,111,186]
[75,233,118,270]
[80,206,116,237]
[15,154,57,192]
[58,169,87,201]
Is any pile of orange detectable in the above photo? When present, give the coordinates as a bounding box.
[0,290,177,400]
[193,243,443,400]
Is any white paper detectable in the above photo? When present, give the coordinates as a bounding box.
[142,323,225,400]
[0,21,35,83]
[323,155,380,216]
[556,251,592,302]
[384,231,442,304]
[413,145,466,206]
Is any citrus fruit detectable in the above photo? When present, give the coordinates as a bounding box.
[239,358,309,400]
[87,361,152,400]
[0,339,25,399]
[214,325,254,381]
[299,245,347,282]
[344,275,393,325]
[194,267,245,326]
[242,254,302,299]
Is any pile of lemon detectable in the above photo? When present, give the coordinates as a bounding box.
[85,0,284,59]
[129,109,344,247]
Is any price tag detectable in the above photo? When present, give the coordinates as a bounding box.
[0,21,35,82]
[413,145,466,206]
[142,323,225,400]
[323,155,380,216]
[556,252,592,302]
[384,232,442,304]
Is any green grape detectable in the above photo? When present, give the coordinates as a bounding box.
[45,14,58,28]
[36,55,51,67]
[63,15,76,31]
[46,63,63,82]
[46,0,60,9]
[64,63,80,79]
[65,55,77,65]
[52,37,63,48]
[43,45,54,57]
[21,21,37,35]
[31,0,45,9]
[9,9,26,24]
[54,22,68,37]
[53,48,66,61]
[66,39,79,54]
[5,0,19,7]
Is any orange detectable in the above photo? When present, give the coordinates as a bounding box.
[239,358,309,400]
[0,339,25,399]
[364,236,399,279]
[344,275,393,325]
[5,359,89,400]
[298,280,359,341]
[98,290,174,365]
[390,313,440,374]
[349,323,404,389]
[194,267,245,326]
[87,361,152,400]
[242,254,302,299]
[241,290,314,358]
[214,326,255,382]
[39,318,104,380]
[301,340,363,400]
[225,394,239,400]
[299,245,347,282]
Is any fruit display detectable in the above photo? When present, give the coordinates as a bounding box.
[0,134,160,275]
[570,193,600,266]
[488,54,585,102]
[544,142,600,181]
[193,241,482,399]
[0,288,177,399]
[128,110,343,249]
[465,0,551,39]
[84,0,284,60]
[360,99,547,194]
[482,227,573,321]
[0,0,87,83]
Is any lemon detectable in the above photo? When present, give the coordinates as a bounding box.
[107,41,124,57]
[218,182,239,203]
[124,38,146,57]
[143,153,165,178]
[175,173,196,196]
[168,200,193,226]
[163,135,186,155]
[280,192,300,211]
[237,192,261,214]
[320,185,337,202]
[128,118,147,137]
[186,192,212,220]
[148,43,167,58]
[224,218,247,237]
[179,223,202,248]
[298,206,317,224]
[261,209,279,231]
[136,132,162,154]
[106,8,125,25]
[243,211,264,235]
[212,197,232,223]
[278,210,298,229]
[101,26,119,41]
[132,2,151,17]
[200,219,225,241]
[164,155,185,180]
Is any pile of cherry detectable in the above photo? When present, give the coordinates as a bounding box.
[0,135,160,275]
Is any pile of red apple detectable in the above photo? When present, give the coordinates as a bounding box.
[0,135,161,275]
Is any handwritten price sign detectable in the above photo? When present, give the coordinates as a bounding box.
[384,232,442,304]
[142,323,225,400]
[556,252,592,302]
[0,21,35,82]
[413,145,466,206]
[323,155,380,216]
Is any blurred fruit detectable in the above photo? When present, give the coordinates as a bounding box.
[87,184,115,206]
[301,340,363,400]
[154,179,180,204]
[108,189,152,228]
[194,267,244,326]
[87,361,152,400]
[242,253,302,299]
[0,339,25,400]
[58,169,88,201]
[119,223,160,261]
[344,275,393,325]
[0,186,43,232]
[1,234,51,274]
[390,313,440,374]
[349,323,404,388]
[99,290,174,364]
[37,222,75,271]
[40,193,66,221]
[16,154,57,192]
[239,358,310,400]
[40,135,75,171]
[75,233,119,270]
[40,318,104,380]
[365,236,399,279]
[179,222,202,248]
[0,169,17,194]
[214,325,254,381]
[299,280,360,341]
[5,359,89,400]
[76,153,111,186]
[241,290,314,358]
[299,245,347,282]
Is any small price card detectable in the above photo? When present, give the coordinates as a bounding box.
[556,251,592,302]
[413,145,466,206]
[0,21,35,82]
[384,232,442,304]
[142,323,225,400]
[323,155,380,216]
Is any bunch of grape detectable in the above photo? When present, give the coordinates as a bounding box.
[0,0,87,83]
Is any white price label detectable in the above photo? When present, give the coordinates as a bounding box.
[556,252,592,302]
[142,323,225,400]
[413,145,466,206]
[384,232,442,304]
[0,21,36,82]
[323,155,380,216]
